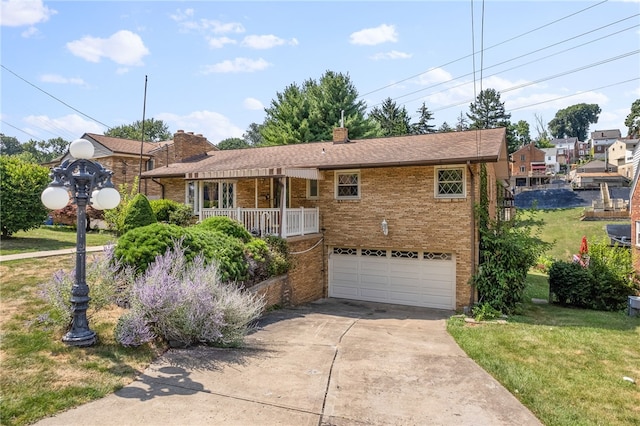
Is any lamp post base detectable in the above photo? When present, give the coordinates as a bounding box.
[62,329,97,347]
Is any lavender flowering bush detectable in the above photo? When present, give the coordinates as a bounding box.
[39,245,136,330]
[115,242,265,348]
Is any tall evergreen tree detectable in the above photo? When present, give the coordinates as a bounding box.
[467,88,511,129]
[438,121,454,132]
[455,111,469,132]
[411,102,436,134]
[369,97,412,137]
[260,71,378,145]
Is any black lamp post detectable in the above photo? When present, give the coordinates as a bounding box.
[41,138,121,347]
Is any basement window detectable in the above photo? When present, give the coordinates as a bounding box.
[435,166,465,198]
[335,170,360,200]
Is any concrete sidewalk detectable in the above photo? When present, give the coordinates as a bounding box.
[34,299,542,426]
[0,246,106,262]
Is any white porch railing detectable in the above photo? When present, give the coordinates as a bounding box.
[200,207,319,238]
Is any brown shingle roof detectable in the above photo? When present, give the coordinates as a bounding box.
[142,128,508,179]
[84,133,171,156]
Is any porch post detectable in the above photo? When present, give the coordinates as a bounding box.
[300,207,305,236]
[279,177,286,238]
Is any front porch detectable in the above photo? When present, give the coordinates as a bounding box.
[200,207,320,238]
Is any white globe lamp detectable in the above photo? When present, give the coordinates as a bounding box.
[41,186,70,210]
[96,187,121,210]
[69,138,94,159]
[90,189,104,210]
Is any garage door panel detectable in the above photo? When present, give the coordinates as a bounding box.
[329,250,455,310]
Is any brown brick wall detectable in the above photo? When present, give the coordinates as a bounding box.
[287,234,325,305]
[632,186,640,274]
[172,130,215,161]
[511,144,546,177]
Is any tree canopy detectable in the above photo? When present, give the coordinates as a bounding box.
[105,118,172,142]
[1,134,69,163]
[369,98,411,137]
[260,70,378,145]
[217,137,250,150]
[0,156,51,237]
[624,99,640,138]
[467,88,511,130]
[548,103,600,141]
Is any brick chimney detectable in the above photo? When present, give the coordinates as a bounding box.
[173,130,216,161]
[333,127,349,144]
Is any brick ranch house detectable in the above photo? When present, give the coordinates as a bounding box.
[137,127,510,311]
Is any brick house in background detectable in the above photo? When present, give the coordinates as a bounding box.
[55,130,216,199]
[510,143,550,188]
[141,127,511,311]
[550,137,578,167]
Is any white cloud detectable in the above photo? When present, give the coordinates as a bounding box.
[415,68,453,85]
[507,90,609,113]
[370,50,412,60]
[170,8,244,34]
[21,26,39,38]
[241,34,297,49]
[40,74,87,86]
[0,0,56,27]
[350,24,398,46]
[243,97,264,110]
[156,110,244,143]
[201,57,271,73]
[23,114,104,139]
[66,30,149,66]
[208,36,236,49]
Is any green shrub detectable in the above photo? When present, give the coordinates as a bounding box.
[549,241,638,311]
[472,302,502,322]
[115,223,188,272]
[104,177,139,234]
[196,216,252,243]
[150,199,193,226]
[245,238,270,283]
[122,194,156,233]
[548,260,593,307]
[185,227,247,282]
[264,235,291,276]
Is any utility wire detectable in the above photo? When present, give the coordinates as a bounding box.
[369,15,639,109]
[397,25,638,107]
[0,120,41,140]
[0,64,112,130]
[429,50,639,114]
[359,0,609,98]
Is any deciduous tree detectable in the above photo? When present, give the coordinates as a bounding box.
[624,99,640,138]
[548,103,600,141]
[105,118,172,142]
[217,137,250,150]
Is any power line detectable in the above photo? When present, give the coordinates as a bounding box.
[359,0,610,99]
[0,64,112,130]
[375,17,638,109]
[0,120,40,139]
[428,50,639,114]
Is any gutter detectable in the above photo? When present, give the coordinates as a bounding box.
[151,178,165,198]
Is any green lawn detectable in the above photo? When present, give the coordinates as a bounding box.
[449,274,640,426]
[531,208,629,261]
[0,226,117,256]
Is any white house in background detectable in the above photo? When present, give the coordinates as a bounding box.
[542,147,560,174]
[591,129,622,160]
[608,138,639,179]
[550,137,577,167]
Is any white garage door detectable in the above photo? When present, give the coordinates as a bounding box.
[329,247,456,310]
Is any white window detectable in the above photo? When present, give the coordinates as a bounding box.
[335,170,360,199]
[435,166,465,198]
[636,221,640,247]
[520,166,526,173]
[307,179,319,199]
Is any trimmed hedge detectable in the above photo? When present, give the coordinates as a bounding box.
[196,216,252,243]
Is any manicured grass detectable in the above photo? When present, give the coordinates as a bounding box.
[449,273,640,426]
[0,256,164,426]
[529,208,629,261]
[0,226,117,256]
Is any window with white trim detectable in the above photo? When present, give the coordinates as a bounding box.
[335,170,360,199]
[636,221,640,247]
[435,166,465,198]
[307,179,319,199]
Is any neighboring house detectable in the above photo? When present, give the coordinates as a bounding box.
[550,137,578,166]
[607,138,638,180]
[570,160,628,189]
[510,143,550,187]
[591,129,622,160]
[542,147,560,175]
[54,130,216,198]
[630,145,640,274]
[575,139,590,162]
[141,127,511,311]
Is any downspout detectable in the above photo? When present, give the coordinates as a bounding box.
[467,161,477,308]
[151,178,165,199]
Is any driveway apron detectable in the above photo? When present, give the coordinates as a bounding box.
[35,299,541,426]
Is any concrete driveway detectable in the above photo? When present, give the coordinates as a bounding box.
[35,299,541,426]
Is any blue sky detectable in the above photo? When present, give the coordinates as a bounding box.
[1,0,639,145]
